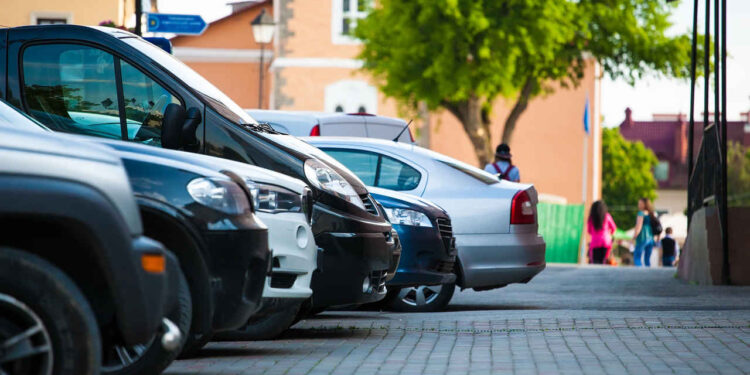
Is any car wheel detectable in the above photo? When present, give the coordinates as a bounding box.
[387,282,455,313]
[101,269,192,375]
[0,247,100,375]
[219,301,303,341]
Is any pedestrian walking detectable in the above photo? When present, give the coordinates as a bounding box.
[660,227,680,267]
[484,143,520,182]
[632,198,657,267]
[586,200,617,264]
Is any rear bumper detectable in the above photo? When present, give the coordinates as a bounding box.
[456,232,546,289]
[387,225,456,287]
[203,229,271,332]
[310,203,394,309]
[122,235,170,345]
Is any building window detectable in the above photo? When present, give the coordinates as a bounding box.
[30,11,73,25]
[332,0,371,44]
[654,160,670,182]
[324,80,377,114]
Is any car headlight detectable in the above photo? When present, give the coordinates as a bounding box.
[304,159,365,210]
[186,177,250,215]
[383,207,433,227]
[244,179,302,213]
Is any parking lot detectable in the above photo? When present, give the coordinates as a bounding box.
[166,265,750,375]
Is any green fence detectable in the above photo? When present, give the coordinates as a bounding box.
[537,202,584,263]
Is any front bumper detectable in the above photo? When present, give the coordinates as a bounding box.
[203,229,271,332]
[387,225,457,287]
[121,235,171,345]
[457,231,546,289]
[258,212,316,300]
[310,203,394,309]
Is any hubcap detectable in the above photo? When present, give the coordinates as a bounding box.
[101,338,153,372]
[398,285,442,306]
[0,293,53,375]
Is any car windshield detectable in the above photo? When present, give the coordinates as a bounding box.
[122,37,258,125]
[0,100,50,132]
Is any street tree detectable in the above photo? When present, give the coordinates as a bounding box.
[601,128,658,227]
[356,0,696,166]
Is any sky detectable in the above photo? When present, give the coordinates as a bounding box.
[157,0,750,127]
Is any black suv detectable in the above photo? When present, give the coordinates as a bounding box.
[0,25,399,312]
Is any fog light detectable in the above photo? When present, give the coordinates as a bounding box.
[362,276,371,293]
[295,225,309,249]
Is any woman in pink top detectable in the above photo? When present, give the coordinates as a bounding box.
[587,200,617,264]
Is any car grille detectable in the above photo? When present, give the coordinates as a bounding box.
[360,194,379,216]
[270,272,297,289]
[369,270,387,293]
[436,217,454,251]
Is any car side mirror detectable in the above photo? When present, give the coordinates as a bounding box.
[181,107,201,152]
[161,103,186,150]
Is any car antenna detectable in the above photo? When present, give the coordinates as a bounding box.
[392,119,413,142]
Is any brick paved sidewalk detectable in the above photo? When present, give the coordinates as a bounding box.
[166,266,750,375]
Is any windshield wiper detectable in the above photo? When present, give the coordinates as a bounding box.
[242,121,286,135]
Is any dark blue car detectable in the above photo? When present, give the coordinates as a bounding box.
[369,187,457,312]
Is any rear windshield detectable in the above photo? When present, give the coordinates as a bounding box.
[438,159,499,185]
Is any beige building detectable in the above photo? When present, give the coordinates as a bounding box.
[2,0,136,28]
[172,0,602,207]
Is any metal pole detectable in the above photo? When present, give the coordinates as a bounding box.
[687,0,698,224]
[135,0,143,36]
[703,0,710,175]
[720,0,730,284]
[258,43,265,109]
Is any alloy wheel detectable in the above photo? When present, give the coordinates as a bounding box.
[397,285,442,307]
[101,338,153,372]
[0,293,53,375]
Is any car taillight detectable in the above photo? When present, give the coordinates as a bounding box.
[510,190,535,225]
[309,124,320,136]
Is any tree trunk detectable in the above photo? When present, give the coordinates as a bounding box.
[501,77,536,145]
[441,95,493,167]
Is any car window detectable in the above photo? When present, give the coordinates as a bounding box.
[120,60,180,146]
[324,149,378,185]
[22,44,122,139]
[377,154,420,190]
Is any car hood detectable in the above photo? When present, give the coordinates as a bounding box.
[86,139,309,194]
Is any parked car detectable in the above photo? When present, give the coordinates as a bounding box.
[96,139,318,341]
[306,137,547,293]
[368,187,457,312]
[0,114,181,374]
[247,110,415,142]
[0,25,399,314]
[1,100,271,371]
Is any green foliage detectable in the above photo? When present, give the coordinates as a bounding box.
[727,141,750,207]
[355,0,700,160]
[601,128,658,228]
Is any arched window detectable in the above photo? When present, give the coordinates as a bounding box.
[324,80,377,114]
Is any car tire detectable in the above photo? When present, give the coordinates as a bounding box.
[220,301,303,341]
[101,268,192,375]
[386,282,455,313]
[0,247,101,375]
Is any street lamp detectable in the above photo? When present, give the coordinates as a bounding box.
[251,9,274,109]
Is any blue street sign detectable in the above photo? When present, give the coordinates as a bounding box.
[147,13,207,35]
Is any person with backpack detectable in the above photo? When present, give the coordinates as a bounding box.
[632,197,661,267]
[659,227,679,267]
[587,200,617,264]
[484,143,520,182]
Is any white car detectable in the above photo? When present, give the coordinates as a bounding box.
[305,137,546,292]
[247,110,415,142]
[83,139,317,339]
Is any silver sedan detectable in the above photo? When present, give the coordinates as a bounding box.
[304,137,546,292]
